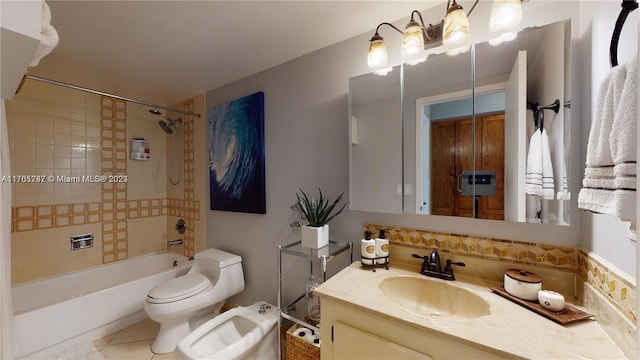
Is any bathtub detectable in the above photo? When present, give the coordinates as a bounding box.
[12,251,192,358]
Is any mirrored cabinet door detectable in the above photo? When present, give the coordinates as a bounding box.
[403,48,473,216]
[349,65,403,213]
[349,19,572,226]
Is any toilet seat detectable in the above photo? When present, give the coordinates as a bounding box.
[147,273,212,304]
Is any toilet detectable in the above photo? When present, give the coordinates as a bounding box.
[175,302,279,360]
[145,248,245,354]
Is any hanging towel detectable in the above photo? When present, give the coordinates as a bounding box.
[525,128,555,199]
[540,128,555,200]
[611,54,638,224]
[29,1,59,67]
[557,160,571,200]
[579,55,637,232]
[525,130,543,196]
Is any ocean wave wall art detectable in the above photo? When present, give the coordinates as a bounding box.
[208,91,265,213]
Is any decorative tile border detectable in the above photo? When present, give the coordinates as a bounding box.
[12,198,171,232]
[364,224,579,271]
[182,98,196,257]
[100,97,128,263]
[579,251,636,324]
[183,98,195,202]
[127,198,167,219]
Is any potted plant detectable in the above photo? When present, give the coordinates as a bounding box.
[296,188,346,248]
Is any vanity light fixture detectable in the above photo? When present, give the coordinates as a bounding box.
[367,18,441,69]
[367,0,480,69]
[366,0,526,68]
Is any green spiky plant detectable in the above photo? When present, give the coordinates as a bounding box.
[296,188,346,227]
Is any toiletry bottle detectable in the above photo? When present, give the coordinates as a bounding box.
[375,229,389,264]
[361,231,375,265]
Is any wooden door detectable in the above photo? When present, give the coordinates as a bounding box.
[430,121,456,216]
[454,118,475,218]
[429,114,505,219]
[479,113,505,220]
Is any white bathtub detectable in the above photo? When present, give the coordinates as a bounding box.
[12,251,192,358]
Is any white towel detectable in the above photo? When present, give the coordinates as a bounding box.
[540,128,555,200]
[578,62,624,215]
[525,129,554,200]
[29,1,59,67]
[556,160,570,200]
[525,130,543,196]
[579,55,637,234]
[612,54,637,223]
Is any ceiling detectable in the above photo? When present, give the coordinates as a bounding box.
[31,1,432,106]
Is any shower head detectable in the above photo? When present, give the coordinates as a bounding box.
[149,109,182,134]
[159,120,174,134]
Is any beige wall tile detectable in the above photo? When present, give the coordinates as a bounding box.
[11,224,102,284]
[8,82,204,283]
[127,217,166,258]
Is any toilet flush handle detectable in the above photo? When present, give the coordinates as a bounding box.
[259,303,271,313]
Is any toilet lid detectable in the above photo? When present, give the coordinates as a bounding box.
[147,273,212,304]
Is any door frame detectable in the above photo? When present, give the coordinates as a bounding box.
[415,82,506,215]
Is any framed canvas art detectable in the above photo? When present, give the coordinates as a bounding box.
[208,91,266,214]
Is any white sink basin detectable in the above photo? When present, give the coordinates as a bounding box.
[379,276,490,318]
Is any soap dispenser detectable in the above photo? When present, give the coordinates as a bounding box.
[375,229,389,264]
[361,231,375,265]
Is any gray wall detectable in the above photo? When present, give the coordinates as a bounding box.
[204,1,635,306]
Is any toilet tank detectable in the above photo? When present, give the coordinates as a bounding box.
[190,249,245,295]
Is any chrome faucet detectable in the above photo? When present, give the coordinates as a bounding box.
[412,250,465,281]
[167,239,183,247]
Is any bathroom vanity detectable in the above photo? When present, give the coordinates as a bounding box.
[315,263,625,359]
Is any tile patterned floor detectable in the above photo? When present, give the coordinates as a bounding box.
[93,318,174,360]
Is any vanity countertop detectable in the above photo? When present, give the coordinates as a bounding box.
[314,263,626,359]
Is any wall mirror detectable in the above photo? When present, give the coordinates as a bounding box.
[350,19,572,226]
[349,64,403,213]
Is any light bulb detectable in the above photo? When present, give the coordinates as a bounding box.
[489,0,523,33]
[443,4,470,47]
[402,21,424,58]
[368,37,388,68]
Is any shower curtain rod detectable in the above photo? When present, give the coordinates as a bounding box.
[22,74,202,118]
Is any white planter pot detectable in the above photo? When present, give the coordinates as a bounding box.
[301,224,329,249]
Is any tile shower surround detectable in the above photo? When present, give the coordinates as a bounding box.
[8,81,203,283]
[364,224,637,326]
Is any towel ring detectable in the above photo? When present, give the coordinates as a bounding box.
[610,0,638,67]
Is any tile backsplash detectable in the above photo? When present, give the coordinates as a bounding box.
[364,223,636,327]
[364,224,579,270]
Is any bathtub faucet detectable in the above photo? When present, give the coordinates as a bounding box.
[167,239,183,247]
